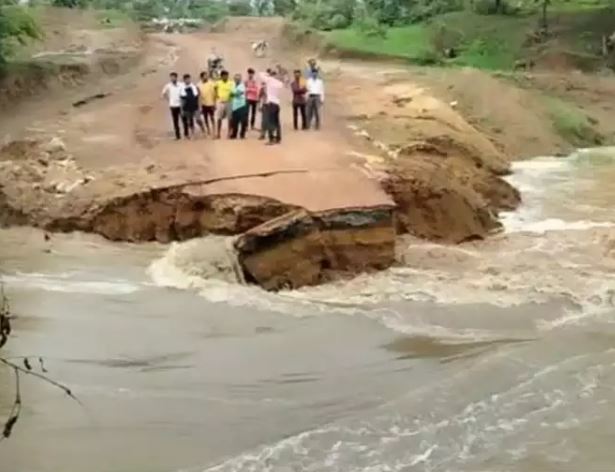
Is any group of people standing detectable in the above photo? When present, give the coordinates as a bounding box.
[161,59,325,145]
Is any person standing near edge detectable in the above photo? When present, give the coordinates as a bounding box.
[198,71,216,136]
[229,73,248,139]
[161,72,182,140]
[290,69,307,130]
[180,73,204,139]
[245,68,260,130]
[258,68,270,140]
[260,68,283,145]
[306,69,324,130]
[214,70,233,139]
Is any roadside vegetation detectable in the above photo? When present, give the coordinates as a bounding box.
[318,0,615,71]
[544,96,604,146]
[1,0,613,149]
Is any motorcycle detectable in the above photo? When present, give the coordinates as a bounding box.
[207,57,224,80]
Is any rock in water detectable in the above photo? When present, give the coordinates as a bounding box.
[42,137,66,155]
[234,207,396,291]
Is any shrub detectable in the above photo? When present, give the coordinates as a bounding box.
[0,5,40,64]
[428,21,464,52]
[413,47,443,65]
[405,0,463,22]
[473,0,518,15]
[355,15,387,37]
[545,97,604,146]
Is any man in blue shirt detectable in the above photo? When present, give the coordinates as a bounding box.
[229,73,248,139]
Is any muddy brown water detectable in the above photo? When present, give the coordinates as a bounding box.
[1,148,615,472]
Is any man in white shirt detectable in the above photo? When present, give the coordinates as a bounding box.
[161,72,182,140]
[306,69,324,130]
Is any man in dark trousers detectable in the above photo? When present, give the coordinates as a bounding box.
[260,69,283,145]
[180,73,203,139]
[291,69,307,130]
[258,69,270,140]
[306,68,324,130]
[161,72,182,140]
[245,68,260,130]
[229,73,248,139]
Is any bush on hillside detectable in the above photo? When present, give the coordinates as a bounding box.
[0,5,40,64]
[292,0,354,30]
[51,0,88,7]
[355,15,387,37]
[413,47,443,64]
[405,0,463,23]
[429,21,464,52]
[473,0,518,15]
[228,0,253,16]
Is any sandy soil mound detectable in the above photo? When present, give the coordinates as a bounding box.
[327,62,520,242]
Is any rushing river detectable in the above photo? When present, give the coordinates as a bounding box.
[1,148,615,472]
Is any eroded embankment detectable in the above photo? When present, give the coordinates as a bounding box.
[0,138,396,289]
[329,66,521,245]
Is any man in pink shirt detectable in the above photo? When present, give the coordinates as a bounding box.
[245,68,260,130]
[260,69,283,145]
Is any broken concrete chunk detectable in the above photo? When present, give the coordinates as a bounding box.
[234,208,396,291]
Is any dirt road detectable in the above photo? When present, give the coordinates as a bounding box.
[14,18,392,213]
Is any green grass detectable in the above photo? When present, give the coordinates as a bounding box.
[325,6,615,70]
[544,97,603,146]
[327,24,434,61]
[327,11,535,69]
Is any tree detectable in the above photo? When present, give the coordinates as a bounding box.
[273,0,297,16]
[538,0,551,30]
[0,2,40,65]
[228,0,253,16]
[0,286,79,441]
[254,0,272,16]
[51,0,88,7]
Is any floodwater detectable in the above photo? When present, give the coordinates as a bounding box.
[1,148,614,472]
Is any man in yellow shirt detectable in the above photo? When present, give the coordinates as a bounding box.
[215,70,234,139]
[198,71,216,136]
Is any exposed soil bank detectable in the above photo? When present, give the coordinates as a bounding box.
[0,8,144,111]
[0,138,398,290]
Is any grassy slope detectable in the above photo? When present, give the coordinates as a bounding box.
[325,5,615,147]
[326,5,615,70]
[326,11,533,69]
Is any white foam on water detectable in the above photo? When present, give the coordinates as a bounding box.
[1,272,142,295]
[144,150,615,340]
[503,217,615,234]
